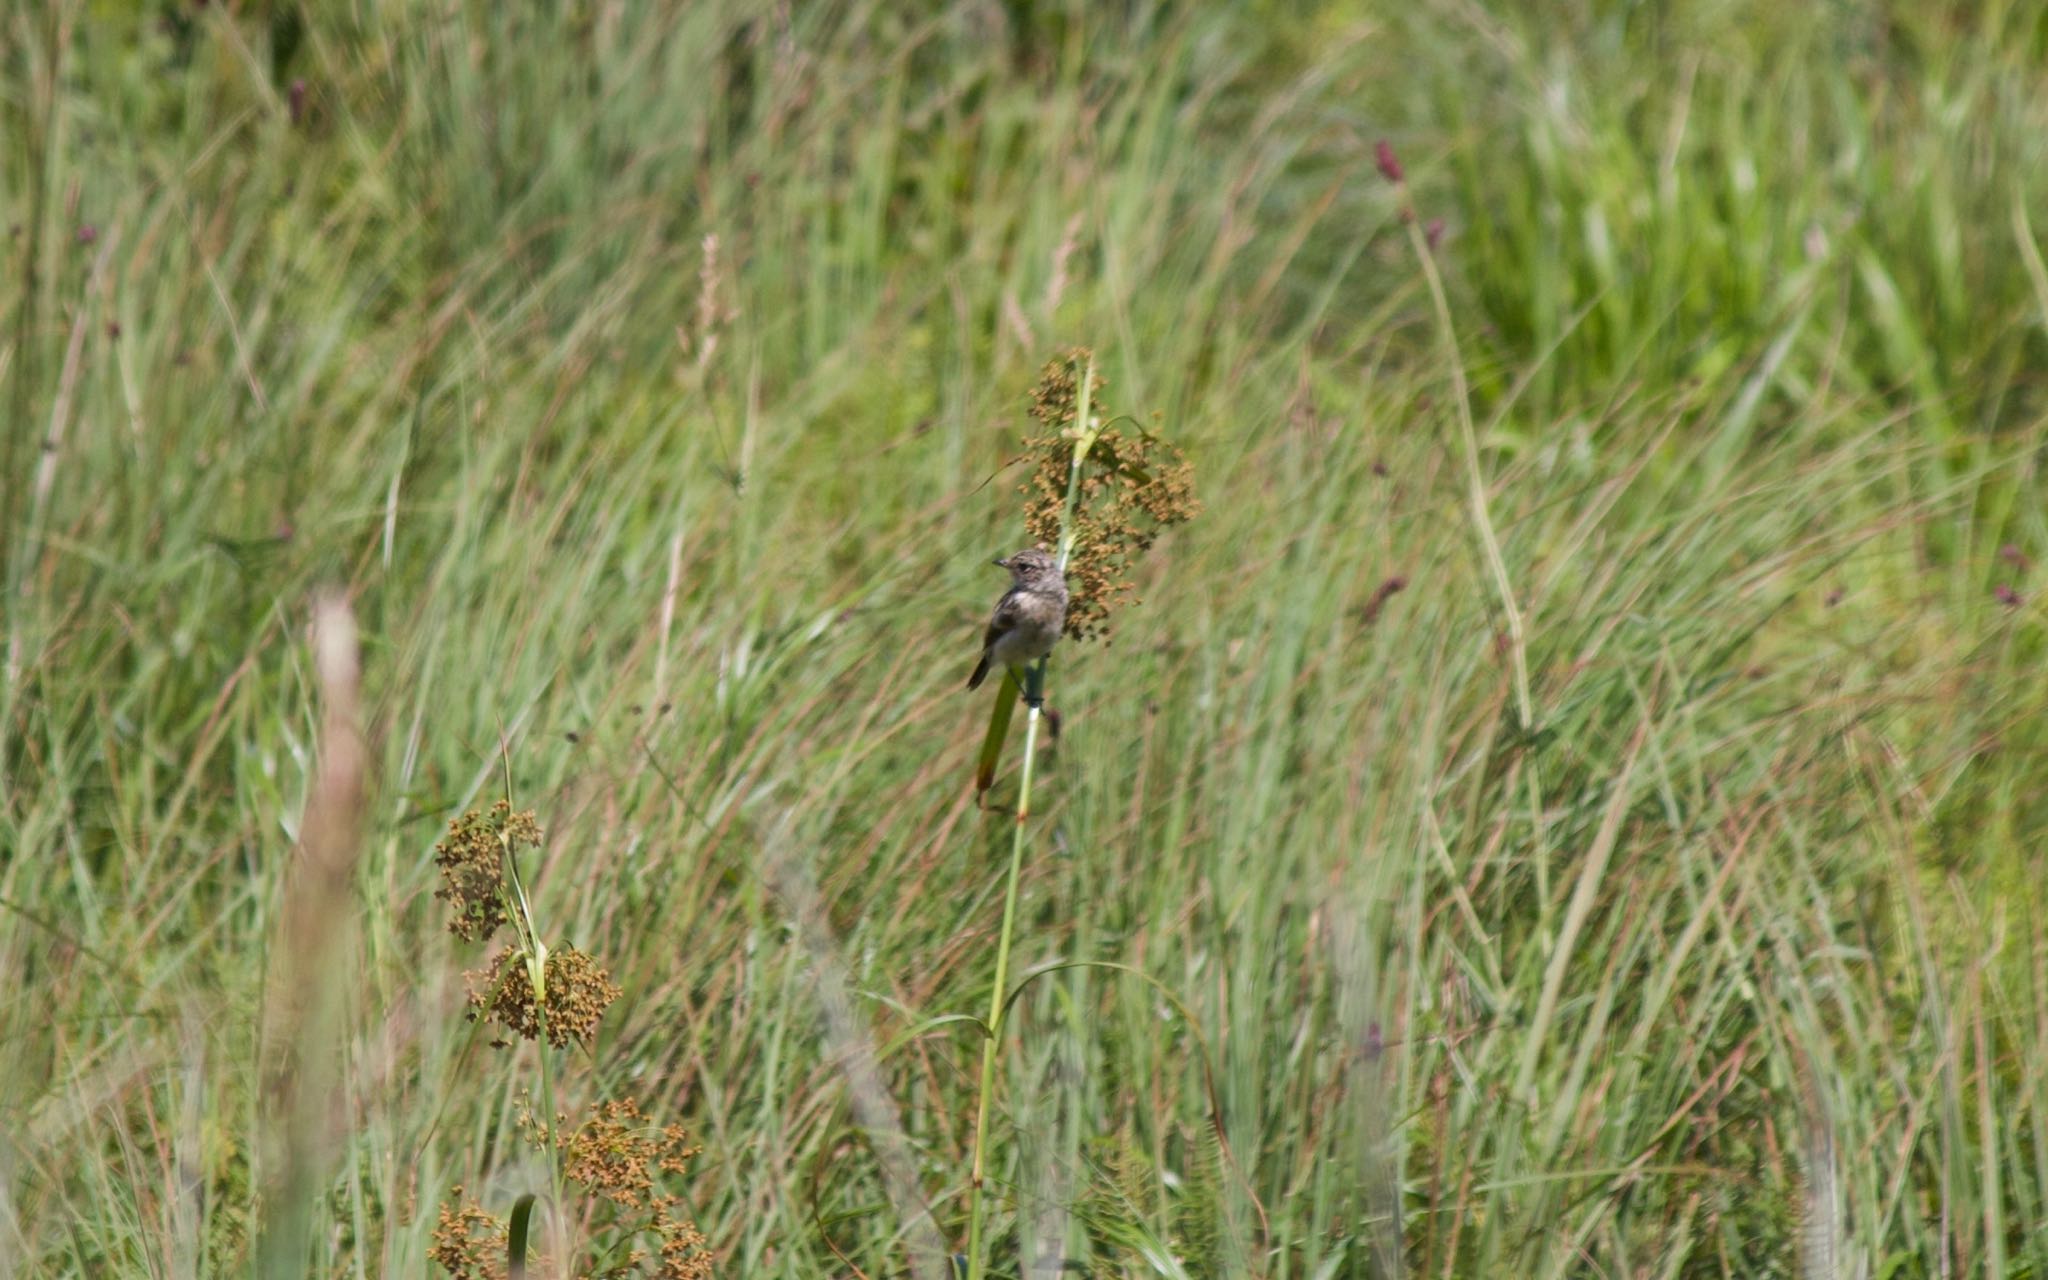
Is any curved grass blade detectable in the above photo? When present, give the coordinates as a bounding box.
[507,1193,537,1280]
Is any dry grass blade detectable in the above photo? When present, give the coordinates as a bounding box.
[256,592,366,1274]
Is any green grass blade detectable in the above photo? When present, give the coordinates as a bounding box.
[973,671,1022,802]
[507,1193,536,1280]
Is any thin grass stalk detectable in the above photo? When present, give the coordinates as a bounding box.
[1396,198,1551,917]
[965,355,1100,1280]
[1399,221,1531,730]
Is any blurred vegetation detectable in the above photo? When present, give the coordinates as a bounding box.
[3,0,2045,1275]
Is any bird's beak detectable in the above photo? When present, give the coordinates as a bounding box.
[992,557,1008,569]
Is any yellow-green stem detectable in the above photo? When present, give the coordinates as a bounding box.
[503,837,566,1270]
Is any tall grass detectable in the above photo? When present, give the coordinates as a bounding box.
[2,1,2045,1275]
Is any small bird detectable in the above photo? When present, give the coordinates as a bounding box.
[966,548,1069,694]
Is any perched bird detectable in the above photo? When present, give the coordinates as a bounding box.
[966,548,1069,695]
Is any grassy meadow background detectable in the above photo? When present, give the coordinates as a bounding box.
[5,0,2048,1274]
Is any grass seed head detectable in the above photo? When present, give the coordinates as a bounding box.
[433,800,541,943]
[465,944,622,1049]
[650,1200,713,1280]
[429,1191,505,1280]
[1021,349,1200,642]
[564,1097,662,1210]
[561,1098,713,1277]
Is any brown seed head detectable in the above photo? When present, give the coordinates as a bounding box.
[429,1192,506,1280]
[562,1098,707,1211]
[1019,350,1199,642]
[433,800,541,943]
[651,1201,713,1280]
[565,1098,661,1209]
[465,944,622,1049]
[556,1098,713,1278]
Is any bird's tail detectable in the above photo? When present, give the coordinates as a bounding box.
[966,652,991,691]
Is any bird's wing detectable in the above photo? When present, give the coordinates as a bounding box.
[981,587,1027,652]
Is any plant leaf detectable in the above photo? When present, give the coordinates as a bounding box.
[973,671,1022,801]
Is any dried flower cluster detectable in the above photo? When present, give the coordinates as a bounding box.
[466,944,623,1048]
[432,1151,710,1279]
[431,804,706,1278]
[430,1192,506,1280]
[546,1098,713,1278]
[1020,350,1200,641]
[651,1217,714,1280]
[433,800,540,942]
[564,1098,705,1207]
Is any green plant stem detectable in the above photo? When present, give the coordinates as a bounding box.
[530,1000,563,1273]
[1400,205,1551,918]
[965,660,1046,1280]
[965,352,1097,1280]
